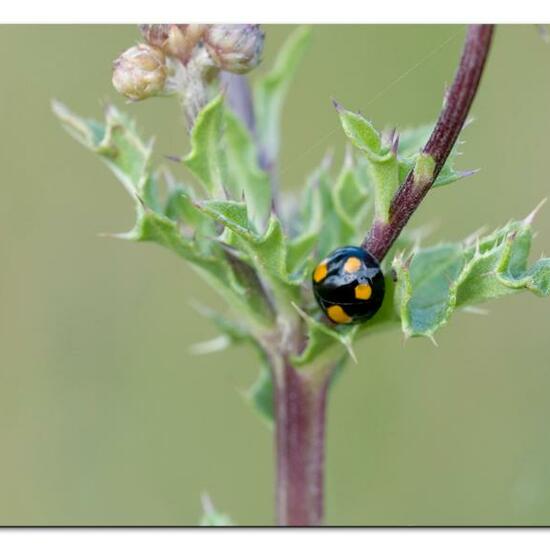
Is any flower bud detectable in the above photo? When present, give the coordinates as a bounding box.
[204,24,264,74]
[138,24,173,48]
[112,44,167,101]
[139,24,207,63]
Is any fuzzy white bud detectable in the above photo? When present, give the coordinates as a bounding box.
[112,44,167,101]
[203,24,264,74]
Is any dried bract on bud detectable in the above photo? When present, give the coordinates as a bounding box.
[112,44,167,101]
[204,24,264,74]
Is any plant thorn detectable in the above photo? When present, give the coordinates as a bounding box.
[426,333,439,347]
[165,154,183,163]
[524,197,548,226]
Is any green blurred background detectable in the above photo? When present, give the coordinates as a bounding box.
[0,25,549,526]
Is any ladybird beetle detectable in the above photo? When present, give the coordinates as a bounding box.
[312,246,385,324]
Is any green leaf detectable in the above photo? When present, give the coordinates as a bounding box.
[292,304,358,367]
[164,184,207,228]
[335,103,399,223]
[181,98,273,237]
[53,100,159,208]
[190,303,254,355]
[121,206,274,330]
[396,123,433,156]
[199,199,301,324]
[394,213,550,338]
[224,109,272,234]
[285,157,327,277]
[332,148,370,240]
[199,200,295,286]
[200,494,233,526]
[53,101,275,334]
[394,245,463,337]
[254,26,312,164]
[335,104,383,158]
[182,94,227,198]
[128,207,232,283]
[303,153,344,259]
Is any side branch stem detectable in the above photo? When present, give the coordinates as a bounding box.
[363,24,494,261]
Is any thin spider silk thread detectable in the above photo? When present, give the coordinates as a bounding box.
[278,29,461,180]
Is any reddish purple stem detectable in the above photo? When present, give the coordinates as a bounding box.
[274,360,332,526]
[363,25,494,261]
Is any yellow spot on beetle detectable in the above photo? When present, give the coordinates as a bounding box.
[343,256,362,273]
[327,305,352,324]
[313,261,328,283]
[355,283,372,300]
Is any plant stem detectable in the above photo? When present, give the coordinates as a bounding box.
[220,71,281,215]
[273,358,333,526]
[220,72,256,134]
[364,24,494,262]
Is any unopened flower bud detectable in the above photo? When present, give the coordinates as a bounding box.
[138,24,173,48]
[204,24,264,74]
[139,24,207,63]
[112,44,167,101]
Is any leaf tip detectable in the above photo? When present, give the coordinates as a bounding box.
[524,197,548,227]
[97,229,136,241]
[462,305,489,316]
[201,492,214,514]
[331,97,343,112]
[457,168,480,179]
[345,340,358,365]
[50,98,66,116]
[190,335,231,355]
[165,154,183,163]
[426,333,439,347]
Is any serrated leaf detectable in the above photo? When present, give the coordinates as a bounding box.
[394,245,463,336]
[254,26,312,164]
[224,109,272,235]
[182,94,227,197]
[332,149,370,239]
[129,207,234,283]
[54,101,278,338]
[292,304,358,367]
[53,100,160,208]
[394,215,550,338]
[124,207,273,330]
[336,105,383,159]
[164,185,207,228]
[336,104,399,223]
[199,200,294,285]
[199,199,300,322]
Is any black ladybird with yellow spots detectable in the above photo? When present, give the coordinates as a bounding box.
[312,246,385,324]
